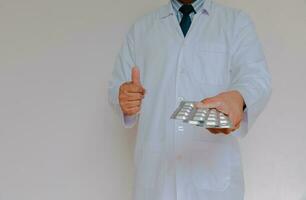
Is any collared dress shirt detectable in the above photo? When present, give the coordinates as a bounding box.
[171,0,205,22]
[108,0,271,199]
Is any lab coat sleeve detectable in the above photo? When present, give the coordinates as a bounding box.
[229,12,272,138]
[108,25,139,128]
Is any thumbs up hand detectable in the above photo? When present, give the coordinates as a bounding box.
[119,67,146,116]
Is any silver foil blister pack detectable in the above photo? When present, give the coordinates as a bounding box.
[171,101,233,129]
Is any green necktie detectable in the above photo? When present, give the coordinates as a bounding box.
[179,4,196,37]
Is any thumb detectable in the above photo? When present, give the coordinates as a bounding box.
[196,98,222,109]
[131,66,141,85]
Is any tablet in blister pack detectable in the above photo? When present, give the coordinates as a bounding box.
[171,101,232,129]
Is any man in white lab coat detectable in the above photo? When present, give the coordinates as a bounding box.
[108,0,271,199]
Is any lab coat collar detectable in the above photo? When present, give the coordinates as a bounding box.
[160,0,212,19]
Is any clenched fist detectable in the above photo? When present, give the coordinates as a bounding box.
[119,67,146,116]
[196,90,245,135]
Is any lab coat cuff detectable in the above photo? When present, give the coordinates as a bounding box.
[228,86,252,138]
[122,114,139,129]
[229,85,253,110]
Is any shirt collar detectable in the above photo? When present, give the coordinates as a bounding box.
[171,0,204,15]
[160,0,211,19]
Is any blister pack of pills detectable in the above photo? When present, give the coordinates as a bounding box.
[171,101,232,128]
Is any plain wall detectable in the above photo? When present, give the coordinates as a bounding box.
[0,0,305,200]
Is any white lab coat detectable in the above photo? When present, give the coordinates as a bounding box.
[108,0,271,199]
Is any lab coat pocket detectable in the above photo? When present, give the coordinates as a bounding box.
[193,43,229,85]
[190,140,232,191]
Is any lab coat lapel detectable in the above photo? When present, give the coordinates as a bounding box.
[159,2,185,41]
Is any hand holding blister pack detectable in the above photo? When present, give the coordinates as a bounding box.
[171,101,233,129]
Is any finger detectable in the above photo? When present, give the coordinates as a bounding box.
[123,92,144,100]
[124,100,142,108]
[195,102,205,108]
[196,101,230,117]
[196,101,220,109]
[197,99,222,109]
[207,128,222,134]
[233,118,240,128]
[228,113,238,128]
[124,84,145,94]
[207,128,234,135]
[195,97,215,108]
[202,97,219,104]
[235,123,241,129]
[222,129,232,135]
[196,98,214,108]
[119,97,143,104]
[119,82,130,93]
[205,101,223,109]
[232,122,241,131]
[131,67,141,86]
[124,106,141,116]
[208,102,229,116]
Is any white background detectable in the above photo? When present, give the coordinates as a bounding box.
[0,0,306,199]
